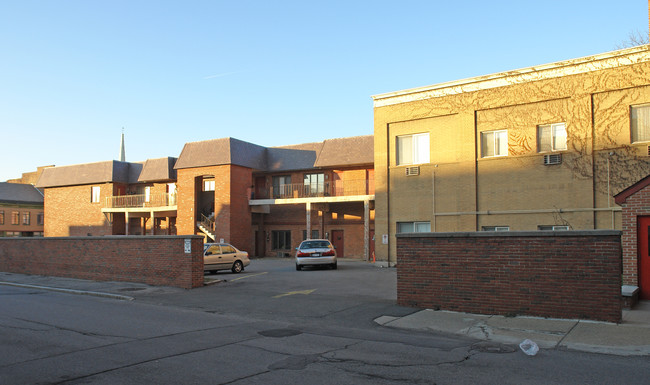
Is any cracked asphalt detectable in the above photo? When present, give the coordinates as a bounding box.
[1,259,649,384]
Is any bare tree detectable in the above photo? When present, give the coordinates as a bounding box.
[616,30,649,49]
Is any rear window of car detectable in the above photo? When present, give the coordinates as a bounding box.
[301,241,332,249]
[221,245,236,253]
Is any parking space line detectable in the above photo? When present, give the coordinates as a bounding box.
[230,272,268,281]
[273,289,316,298]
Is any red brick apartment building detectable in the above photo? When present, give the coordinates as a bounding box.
[36,136,375,259]
[0,182,44,237]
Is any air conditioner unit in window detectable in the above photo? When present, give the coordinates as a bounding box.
[543,154,562,165]
[405,166,420,176]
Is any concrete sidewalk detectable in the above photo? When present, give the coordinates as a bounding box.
[2,271,648,357]
[375,302,650,356]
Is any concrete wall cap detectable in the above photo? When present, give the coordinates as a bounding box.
[396,230,622,238]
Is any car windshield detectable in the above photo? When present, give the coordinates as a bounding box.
[301,241,331,249]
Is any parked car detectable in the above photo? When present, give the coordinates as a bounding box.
[203,243,250,274]
[295,239,337,270]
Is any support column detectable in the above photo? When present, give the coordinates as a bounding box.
[306,201,312,239]
[364,199,370,261]
[150,210,155,235]
[125,211,130,235]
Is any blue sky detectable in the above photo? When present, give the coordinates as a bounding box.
[1,0,648,182]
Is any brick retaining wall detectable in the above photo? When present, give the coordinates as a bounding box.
[0,236,205,289]
[397,231,622,323]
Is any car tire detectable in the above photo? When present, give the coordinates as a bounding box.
[331,263,337,270]
[296,264,301,271]
[232,260,244,273]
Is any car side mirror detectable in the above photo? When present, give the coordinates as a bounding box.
[205,251,212,256]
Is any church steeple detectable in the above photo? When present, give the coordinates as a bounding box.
[119,128,126,162]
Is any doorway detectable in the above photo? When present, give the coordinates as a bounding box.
[255,230,266,257]
[638,216,650,299]
[331,230,344,258]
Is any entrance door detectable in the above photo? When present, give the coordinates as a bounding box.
[255,231,266,257]
[331,230,344,258]
[639,216,650,299]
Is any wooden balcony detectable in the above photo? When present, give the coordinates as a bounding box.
[104,193,177,209]
[256,179,374,200]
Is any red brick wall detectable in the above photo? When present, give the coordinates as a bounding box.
[397,231,622,323]
[619,183,650,287]
[0,236,204,289]
[44,184,113,237]
[176,165,253,252]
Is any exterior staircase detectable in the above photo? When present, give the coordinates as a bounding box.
[197,214,216,242]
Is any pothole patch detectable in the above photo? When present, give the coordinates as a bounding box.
[258,329,302,338]
[470,341,517,354]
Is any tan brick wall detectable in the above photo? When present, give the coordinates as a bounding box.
[374,51,650,263]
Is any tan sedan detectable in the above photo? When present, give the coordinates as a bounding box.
[203,243,250,274]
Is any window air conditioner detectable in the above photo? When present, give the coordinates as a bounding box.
[405,166,420,176]
[543,154,562,165]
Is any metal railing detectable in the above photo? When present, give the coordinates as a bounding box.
[104,193,177,208]
[262,179,374,199]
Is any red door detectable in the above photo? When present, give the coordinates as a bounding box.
[331,230,344,258]
[638,216,650,299]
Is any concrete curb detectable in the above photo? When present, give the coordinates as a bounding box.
[0,281,135,301]
[375,309,650,357]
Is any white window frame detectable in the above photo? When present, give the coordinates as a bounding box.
[537,123,567,152]
[203,179,215,192]
[482,226,510,231]
[144,186,151,203]
[538,225,570,231]
[631,104,650,143]
[481,130,508,158]
[396,133,430,166]
[397,221,431,233]
[91,186,101,203]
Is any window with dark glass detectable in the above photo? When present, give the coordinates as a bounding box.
[272,230,291,249]
[272,175,291,198]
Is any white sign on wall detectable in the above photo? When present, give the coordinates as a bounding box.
[184,239,192,254]
[382,234,389,244]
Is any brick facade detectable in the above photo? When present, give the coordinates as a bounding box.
[44,184,114,237]
[176,164,254,253]
[396,231,622,323]
[0,236,204,289]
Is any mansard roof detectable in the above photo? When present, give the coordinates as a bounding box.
[174,137,267,170]
[174,135,373,172]
[138,157,178,182]
[36,160,142,188]
[0,182,44,204]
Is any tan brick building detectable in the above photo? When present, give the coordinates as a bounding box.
[36,136,375,259]
[373,46,650,265]
[0,182,44,237]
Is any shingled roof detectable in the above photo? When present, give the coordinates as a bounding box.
[175,135,373,172]
[174,137,267,170]
[138,157,178,182]
[36,160,142,188]
[0,182,44,204]
[314,135,373,167]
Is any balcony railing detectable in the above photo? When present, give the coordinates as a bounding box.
[104,193,177,209]
[259,179,374,200]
